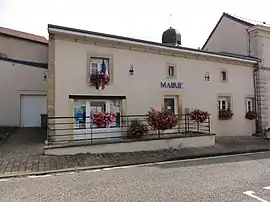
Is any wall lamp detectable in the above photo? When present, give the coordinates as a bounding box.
[204,72,210,81]
[129,64,134,76]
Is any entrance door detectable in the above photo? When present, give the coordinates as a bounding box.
[164,96,178,115]
[89,100,121,141]
[164,96,178,134]
[73,99,122,141]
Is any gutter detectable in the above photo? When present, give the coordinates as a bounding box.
[0,55,48,69]
[48,27,258,64]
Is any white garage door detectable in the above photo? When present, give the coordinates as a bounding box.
[21,95,47,127]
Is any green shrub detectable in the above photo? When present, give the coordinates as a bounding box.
[127,119,148,139]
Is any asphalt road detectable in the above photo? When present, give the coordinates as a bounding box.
[1,152,270,202]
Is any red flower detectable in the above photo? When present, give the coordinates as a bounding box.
[146,107,177,131]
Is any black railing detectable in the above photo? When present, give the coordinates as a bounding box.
[46,114,210,146]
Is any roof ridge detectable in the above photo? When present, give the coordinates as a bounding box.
[0,26,48,44]
[223,12,270,26]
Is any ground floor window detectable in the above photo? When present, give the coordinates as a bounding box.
[245,98,255,112]
[218,96,231,111]
[74,99,121,129]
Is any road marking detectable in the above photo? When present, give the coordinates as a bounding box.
[0,178,9,182]
[27,174,52,178]
[243,191,269,202]
[264,186,270,190]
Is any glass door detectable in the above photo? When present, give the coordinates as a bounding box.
[88,100,121,141]
[164,96,179,134]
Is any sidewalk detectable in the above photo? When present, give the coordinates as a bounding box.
[0,135,270,178]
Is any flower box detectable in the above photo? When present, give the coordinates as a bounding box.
[218,109,233,120]
[89,73,110,90]
[245,111,257,120]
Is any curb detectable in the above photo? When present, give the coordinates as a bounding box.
[0,127,17,147]
[0,148,270,180]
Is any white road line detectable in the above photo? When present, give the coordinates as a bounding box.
[264,186,270,190]
[243,191,269,202]
[27,174,52,178]
[0,178,9,182]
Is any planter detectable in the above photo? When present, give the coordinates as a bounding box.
[245,111,257,120]
[218,110,233,120]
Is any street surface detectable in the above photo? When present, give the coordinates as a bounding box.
[1,152,270,201]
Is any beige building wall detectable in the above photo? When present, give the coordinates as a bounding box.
[0,35,48,63]
[248,27,270,129]
[52,36,256,136]
[203,16,250,55]
[0,60,47,126]
[0,36,48,126]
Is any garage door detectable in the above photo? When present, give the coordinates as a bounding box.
[21,95,47,127]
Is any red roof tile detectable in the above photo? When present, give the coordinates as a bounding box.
[0,26,48,44]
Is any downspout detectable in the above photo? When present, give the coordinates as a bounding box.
[246,28,251,56]
[253,62,260,133]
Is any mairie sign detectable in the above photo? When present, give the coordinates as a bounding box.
[160,81,183,89]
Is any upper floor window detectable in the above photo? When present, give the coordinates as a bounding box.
[220,69,228,82]
[90,57,110,76]
[167,64,176,78]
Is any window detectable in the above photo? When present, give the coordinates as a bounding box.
[246,98,254,112]
[220,70,228,82]
[89,57,110,75]
[166,64,176,78]
[168,66,175,77]
[218,96,231,111]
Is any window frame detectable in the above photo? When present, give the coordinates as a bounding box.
[166,63,177,79]
[90,57,110,75]
[218,95,232,111]
[220,69,228,82]
[87,53,114,84]
[245,97,255,112]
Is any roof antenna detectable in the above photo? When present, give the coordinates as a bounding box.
[169,13,172,28]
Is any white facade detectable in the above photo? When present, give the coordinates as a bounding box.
[47,25,258,139]
[202,12,270,132]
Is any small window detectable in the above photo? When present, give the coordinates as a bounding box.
[246,98,254,112]
[218,96,231,111]
[221,70,228,82]
[167,65,176,78]
[89,57,110,76]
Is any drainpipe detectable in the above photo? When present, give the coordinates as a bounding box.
[253,60,262,134]
[246,28,251,56]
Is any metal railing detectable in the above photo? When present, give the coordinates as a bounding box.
[46,114,210,146]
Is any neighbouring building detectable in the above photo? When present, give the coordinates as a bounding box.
[0,27,48,127]
[202,12,270,132]
[47,24,258,142]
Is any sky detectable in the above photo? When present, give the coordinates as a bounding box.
[1,0,270,49]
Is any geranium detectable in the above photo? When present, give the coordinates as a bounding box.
[89,74,110,89]
[92,112,116,128]
[219,109,233,120]
[190,109,210,123]
[245,111,257,120]
[146,107,178,130]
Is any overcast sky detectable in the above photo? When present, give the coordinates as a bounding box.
[1,0,270,48]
